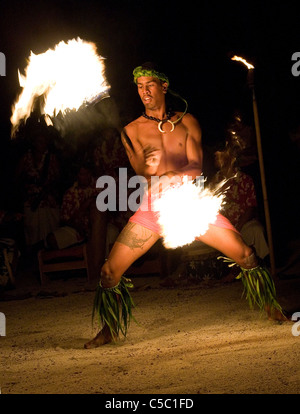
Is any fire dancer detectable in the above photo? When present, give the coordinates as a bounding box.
[84,62,286,349]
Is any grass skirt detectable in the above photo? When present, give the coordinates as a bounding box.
[92,276,136,339]
[219,257,284,317]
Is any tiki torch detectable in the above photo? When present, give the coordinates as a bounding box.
[231,56,276,276]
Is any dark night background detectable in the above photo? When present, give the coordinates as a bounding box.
[0,0,299,266]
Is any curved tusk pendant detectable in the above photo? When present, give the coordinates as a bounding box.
[158,119,175,133]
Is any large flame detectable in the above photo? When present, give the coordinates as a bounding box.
[11,38,110,135]
[153,178,225,249]
[231,55,254,70]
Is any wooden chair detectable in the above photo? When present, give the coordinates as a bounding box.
[38,243,90,284]
[181,240,225,280]
[1,238,18,286]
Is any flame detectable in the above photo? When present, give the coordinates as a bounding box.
[153,177,225,249]
[231,55,254,70]
[11,38,110,135]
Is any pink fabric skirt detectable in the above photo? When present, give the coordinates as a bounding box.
[129,191,239,236]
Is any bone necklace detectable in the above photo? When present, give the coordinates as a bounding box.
[142,111,175,133]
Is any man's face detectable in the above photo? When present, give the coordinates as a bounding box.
[136,76,167,110]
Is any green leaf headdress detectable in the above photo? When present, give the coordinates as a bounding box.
[133,65,169,86]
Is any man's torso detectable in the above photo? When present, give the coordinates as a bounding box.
[125,112,190,178]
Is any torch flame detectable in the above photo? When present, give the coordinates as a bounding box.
[231,55,254,70]
[11,38,110,136]
[153,177,225,249]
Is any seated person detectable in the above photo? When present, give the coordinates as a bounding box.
[46,165,98,250]
[15,124,61,253]
[0,210,24,288]
[212,143,269,261]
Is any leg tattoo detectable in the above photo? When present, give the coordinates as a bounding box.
[117,222,153,250]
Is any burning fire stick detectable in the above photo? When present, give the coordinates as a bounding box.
[231,55,276,276]
[11,38,110,136]
[153,177,226,249]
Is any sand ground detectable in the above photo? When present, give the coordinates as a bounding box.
[0,253,299,395]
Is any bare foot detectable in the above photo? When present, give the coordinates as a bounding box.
[265,305,290,322]
[84,325,114,349]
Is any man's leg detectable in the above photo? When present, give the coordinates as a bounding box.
[100,222,161,288]
[84,222,160,348]
[196,224,257,269]
[198,224,287,321]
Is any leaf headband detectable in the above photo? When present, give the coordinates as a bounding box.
[133,66,169,86]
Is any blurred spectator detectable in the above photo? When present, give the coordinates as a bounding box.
[91,127,129,178]
[46,164,98,250]
[46,162,110,281]
[0,210,23,289]
[15,123,61,254]
[0,209,25,252]
[212,143,269,261]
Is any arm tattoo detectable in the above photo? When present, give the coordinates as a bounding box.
[117,222,153,250]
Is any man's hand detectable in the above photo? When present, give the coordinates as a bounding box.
[144,146,161,167]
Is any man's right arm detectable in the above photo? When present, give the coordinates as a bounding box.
[121,127,141,174]
[121,127,161,177]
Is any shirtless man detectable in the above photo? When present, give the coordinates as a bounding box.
[84,63,260,348]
